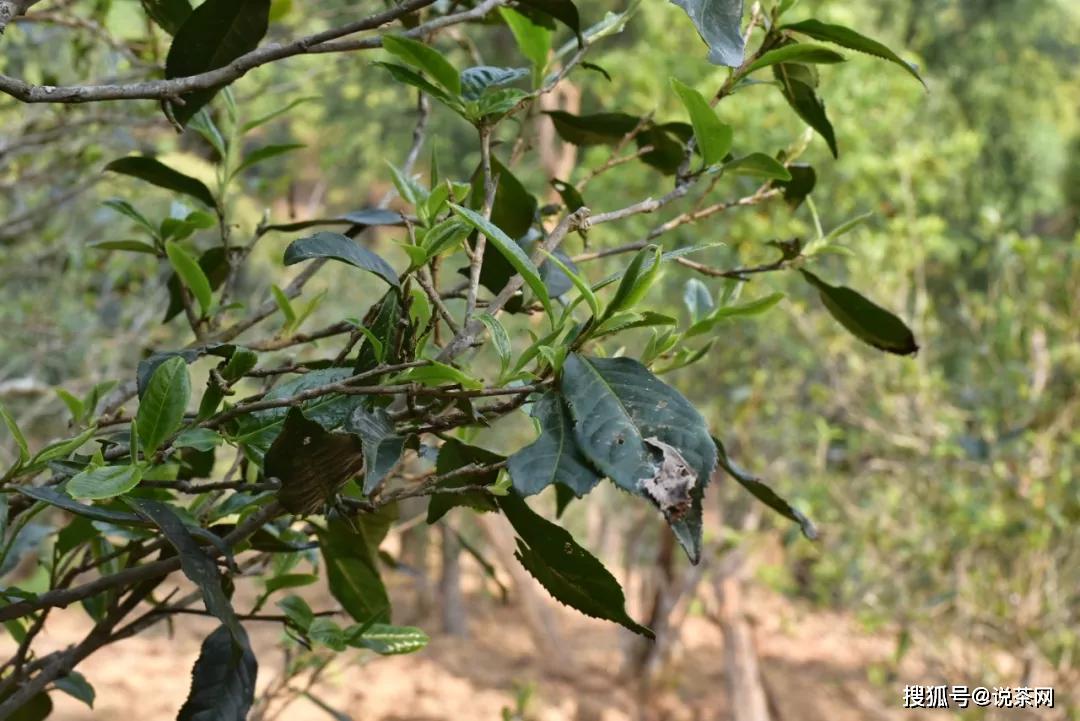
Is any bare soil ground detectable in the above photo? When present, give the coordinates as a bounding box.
[5,574,1001,721]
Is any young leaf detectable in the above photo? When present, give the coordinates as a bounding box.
[0,400,30,464]
[685,291,785,338]
[165,241,215,316]
[724,153,792,180]
[745,42,846,73]
[136,355,191,457]
[270,284,296,329]
[683,278,714,322]
[164,0,272,126]
[477,313,513,378]
[782,18,924,86]
[67,464,144,500]
[671,78,733,166]
[604,245,662,319]
[382,34,461,96]
[670,0,745,67]
[507,392,601,497]
[800,270,919,355]
[177,624,258,721]
[450,204,552,318]
[497,491,653,637]
[283,232,400,288]
[318,518,391,623]
[499,8,552,78]
[105,157,217,209]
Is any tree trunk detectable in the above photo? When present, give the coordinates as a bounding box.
[439,523,467,636]
[716,559,771,721]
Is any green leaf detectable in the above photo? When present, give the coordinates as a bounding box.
[19,485,145,524]
[261,208,404,235]
[477,313,513,378]
[67,464,144,500]
[232,143,304,177]
[539,249,599,318]
[671,78,733,166]
[450,204,552,318]
[516,0,582,41]
[105,157,217,209]
[670,0,745,67]
[174,428,224,452]
[426,439,502,523]
[54,670,95,708]
[137,355,191,457]
[241,96,317,132]
[0,690,52,721]
[177,624,258,721]
[774,63,838,158]
[318,517,390,623]
[344,406,405,495]
[265,408,365,515]
[544,110,641,146]
[497,491,652,637]
[382,34,461,96]
[799,270,919,355]
[559,354,717,563]
[165,241,215,316]
[165,248,228,323]
[308,617,347,651]
[346,623,429,655]
[283,232,400,288]
[1,400,29,464]
[276,595,315,630]
[724,153,792,180]
[269,284,296,329]
[745,42,846,73]
[772,163,816,208]
[91,239,161,254]
[28,425,98,467]
[782,18,924,86]
[375,62,464,114]
[103,198,160,238]
[714,437,817,539]
[500,8,552,77]
[461,65,531,100]
[399,361,483,390]
[164,0,271,126]
[140,0,192,34]
[685,291,785,338]
[127,498,246,641]
[508,392,601,497]
[604,245,662,318]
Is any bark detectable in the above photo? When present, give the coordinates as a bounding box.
[439,523,467,636]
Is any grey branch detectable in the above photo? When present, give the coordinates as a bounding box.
[0,0,41,34]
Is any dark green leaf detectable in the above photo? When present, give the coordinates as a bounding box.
[261,208,405,235]
[671,78,733,166]
[283,232,400,289]
[636,123,691,175]
[265,408,365,515]
[799,270,919,355]
[0,690,52,721]
[426,439,503,523]
[127,498,245,641]
[90,239,160,254]
[497,491,652,637]
[105,156,217,209]
[544,110,641,146]
[375,62,463,113]
[165,0,271,126]
[233,143,305,176]
[670,0,745,67]
[318,517,390,623]
[508,392,601,497]
[516,0,582,41]
[559,354,717,563]
[773,163,816,208]
[18,485,146,524]
[774,63,838,158]
[174,428,224,452]
[354,291,409,378]
[137,355,191,456]
[714,437,817,539]
[344,406,405,495]
[177,624,258,721]
[782,19,924,86]
[67,464,144,500]
[140,0,192,34]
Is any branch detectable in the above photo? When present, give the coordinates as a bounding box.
[0,0,41,34]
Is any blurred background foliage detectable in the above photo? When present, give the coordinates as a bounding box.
[1,0,1077,706]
